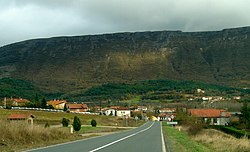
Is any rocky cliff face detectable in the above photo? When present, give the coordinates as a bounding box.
[0,27,250,92]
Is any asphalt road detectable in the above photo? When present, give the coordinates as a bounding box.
[27,121,167,152]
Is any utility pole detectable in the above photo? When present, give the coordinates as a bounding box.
[4,97,6,108]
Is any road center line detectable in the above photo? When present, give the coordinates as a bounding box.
[89,121,155,152]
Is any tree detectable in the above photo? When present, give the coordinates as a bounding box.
[63,104,68,112]
[41,97,47,108]
[91,119,97,127]
[240,102,250,129]
[62,118,70,127]
[33,94,41,108]
[73,116,81,131]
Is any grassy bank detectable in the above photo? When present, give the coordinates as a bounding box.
[162,122,250,152]
[193,129,250,152]
[0,109,144,151]
[0,120,80,152]
[162,123,210,152]
[0,121,130,152]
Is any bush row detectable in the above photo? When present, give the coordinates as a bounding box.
[212,126,250,139]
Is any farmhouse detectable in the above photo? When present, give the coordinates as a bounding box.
[67,103,89,112]
[104,108,116,116]
[12,98,30,106]
[47,100,67,109]
[116,107,131,117]
[159,108,176,114]
[188,109,231,125]
[8,113,35,125]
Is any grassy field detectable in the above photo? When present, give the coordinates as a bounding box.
[162,122,211,152]
[192,129,250,152]
[0,109,144,151]
[162,122,250,152]
[0,109,142,127]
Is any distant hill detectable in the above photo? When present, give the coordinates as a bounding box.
[0,27,249,94]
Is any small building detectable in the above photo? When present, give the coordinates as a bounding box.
[197,89,205,93]
[67,103,88,113]
[12,98,30,106]
[138,106,148,112]
[159,108,176,114]
[105,108,116,116]
[116,107,131,117]
[47,100,67,109]
[8,113,35,125]
[188,109,231,125]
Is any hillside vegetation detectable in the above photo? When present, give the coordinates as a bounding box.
[0,27,249,94]
[0,78,249,103]
[65,79,250,103]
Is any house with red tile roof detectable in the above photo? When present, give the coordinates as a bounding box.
[66,103,89,113]
[116,107,131,117]
[188,109,231,125]
[11,98,30,106]
[47,100,67,109]
[8,113,35,125]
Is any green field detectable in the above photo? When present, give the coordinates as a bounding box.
[0,109,143,127]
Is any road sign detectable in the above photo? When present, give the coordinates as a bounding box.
[125,115,129,119]
[167,121,178,125]
[170,115,174,119]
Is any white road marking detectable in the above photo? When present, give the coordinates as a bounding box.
[89,122,155,152]
[160,122,166,152]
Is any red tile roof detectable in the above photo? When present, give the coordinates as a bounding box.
[47,100,67,105]
[110,106,120,110]
[13,98,30,103]
[188,109,231,118]
[8,114,34,119]
[117,107,130,110]
[67,103,88,109]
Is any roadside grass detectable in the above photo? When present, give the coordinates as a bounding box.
[0,120,81,152]
[162,122,211,152]
[0,109,144,151]
[162,122,250,152]
[192,129,250,152]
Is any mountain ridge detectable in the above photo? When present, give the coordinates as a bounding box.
[0,26,250,93]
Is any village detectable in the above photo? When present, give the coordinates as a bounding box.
[0,88,242,127]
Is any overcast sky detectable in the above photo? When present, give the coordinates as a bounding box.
[1,0,250,46]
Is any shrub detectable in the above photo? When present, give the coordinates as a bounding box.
[212,126,250,139]
[62,118,70,127]
[44,122,50,128]
[186,117,207,135]
[91,119,97,127]
[5,105,12,109]
[187,123,206,135]
[73,116,81,131]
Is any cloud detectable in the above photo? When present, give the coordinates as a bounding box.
[0,0,250,46]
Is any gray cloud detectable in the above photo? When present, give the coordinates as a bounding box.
[1,0,250,46]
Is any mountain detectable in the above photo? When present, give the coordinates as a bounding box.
[0,27,250,94]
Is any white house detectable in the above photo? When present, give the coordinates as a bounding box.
[116,107,131,117]
[105,108,116,116]
[188,109,231,125]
